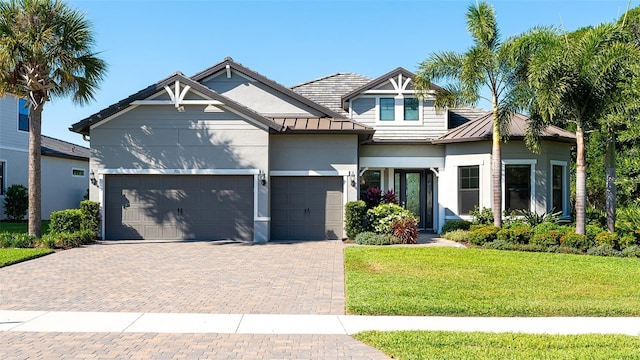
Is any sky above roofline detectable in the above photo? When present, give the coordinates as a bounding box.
[40,0,637,145]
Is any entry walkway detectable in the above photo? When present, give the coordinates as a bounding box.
[2,310,639,335]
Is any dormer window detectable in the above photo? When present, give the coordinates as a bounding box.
[376,97,422,123]
[380,98,395,121]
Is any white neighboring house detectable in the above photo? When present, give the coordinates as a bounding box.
[0,94,90,220]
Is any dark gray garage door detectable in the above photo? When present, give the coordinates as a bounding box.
[271,176,343,240]
[105,175,253,240]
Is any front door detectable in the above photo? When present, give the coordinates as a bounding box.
[394,170,433,229]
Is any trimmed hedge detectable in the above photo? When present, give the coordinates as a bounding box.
[345,200,367,240]
[49,209,83,233]
[468,225,499,245]
[441,219,471,233]
[355,232,400,245]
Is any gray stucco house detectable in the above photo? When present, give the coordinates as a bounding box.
[0,95,90,220]
[70,57,574,242]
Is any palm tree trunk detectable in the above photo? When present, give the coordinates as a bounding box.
[605,128,616,233]
[575,124,586,235]
[492,104,502,228]
[28,104,42,238]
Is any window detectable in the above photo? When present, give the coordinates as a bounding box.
[18,98,29,132]
[551,161,567,215]
[72,168,86,177]
[379,98,395,121]
[404,98,419,120]
[505,164,531,212]
[0,161,4,195]
[458,166,479,215]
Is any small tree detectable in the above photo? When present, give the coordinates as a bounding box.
[3,184,28,220]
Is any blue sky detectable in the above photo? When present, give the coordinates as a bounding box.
[45,0,638,145]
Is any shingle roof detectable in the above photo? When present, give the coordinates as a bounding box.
[433,112,576,144]
[41,135,90,160]
[291,73,372,116]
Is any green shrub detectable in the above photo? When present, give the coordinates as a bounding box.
[619,234,638,249]
[586,207,606,227]
[367,203,408,235]
[441,219,471,233]
[587,244,621,257]
[80,200,101,236]
[470,206,494,225]
[621,245,640,258]
[0,232,35,248]
[345,200,367,239]
[560,233,592,252]
[41,229,95,249]
[483,240,546,253]
[530,231,561,247]
[354,231,399,245]
[496,227,532,244]
[594,231,619,249]
[519,209,561,227]
[468,225,499,246]
[391,216,419,244]
[49,209,83,233]
[503,221,530,230]
[2,184,28,220]
[441,229,470,242]
[532,222,560,234]
[586,224,605,243]
[616,205,640,241]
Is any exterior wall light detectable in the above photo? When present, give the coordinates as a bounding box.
[90,170,98,186]
[259,171,266,186]
[349,171,356,187]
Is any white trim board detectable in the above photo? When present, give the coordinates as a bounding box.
[269,170,350,176]
[98,169,261,175]
[360,157,444,169]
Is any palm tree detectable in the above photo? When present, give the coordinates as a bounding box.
[415,1,522,228]
[0,0,106,237]
[514,23,639,234]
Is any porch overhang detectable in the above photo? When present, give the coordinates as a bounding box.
[359,156,444,169]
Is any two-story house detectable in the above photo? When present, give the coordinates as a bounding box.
[70,57,574,242]
[0,94,90,220]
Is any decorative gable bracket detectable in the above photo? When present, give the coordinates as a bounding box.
[131,79,224,112]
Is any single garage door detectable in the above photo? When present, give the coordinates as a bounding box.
[271,176,343,240]
[105,175,253,240]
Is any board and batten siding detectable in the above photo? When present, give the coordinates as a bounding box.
[202,72,324,117]
[350,97,448,141]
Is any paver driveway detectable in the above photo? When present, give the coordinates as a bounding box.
[1,239,391,359]
[0,239,345,314]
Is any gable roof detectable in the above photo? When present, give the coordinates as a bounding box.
[291,73,372,116]
[70,72,284,135]
[433,112,576,144]
[191,57,350,120]
[340,67,443,111]
[41,135,89,161]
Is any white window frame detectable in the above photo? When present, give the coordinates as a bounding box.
[458,165,480,215]
[550,160,569,216]
[72,168,86,178]
[375,96,424,124]
[502,159,537,213]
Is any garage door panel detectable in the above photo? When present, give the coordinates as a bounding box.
[271,177,344,241]
[105,175,253,241]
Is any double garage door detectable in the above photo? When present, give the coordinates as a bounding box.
[105,175,253,240]
[105,175,344,241]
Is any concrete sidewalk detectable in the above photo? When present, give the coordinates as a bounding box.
[2,310,639,335]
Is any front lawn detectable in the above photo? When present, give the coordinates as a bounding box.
[345,247,640,316]
[354,331,640,360]
[0,248,53,268]
[0,220,50,234]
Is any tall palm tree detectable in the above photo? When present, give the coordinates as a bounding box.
[415,1,522,228]
[515,23,638,234]
[0,0,106,237]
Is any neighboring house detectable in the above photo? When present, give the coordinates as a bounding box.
[70,57,574,242]
[0,94,90,220]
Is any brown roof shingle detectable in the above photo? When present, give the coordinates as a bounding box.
[291,73,372,116]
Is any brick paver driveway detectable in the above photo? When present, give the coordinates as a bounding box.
[1,240,391,359]
[1,240,345,314]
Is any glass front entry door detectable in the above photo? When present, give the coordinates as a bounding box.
[394,170,433,229]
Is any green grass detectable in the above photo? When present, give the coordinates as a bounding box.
[0,220,50,234]
[0,248,53,268]
[345,247,640,316]
[354,331,640,360]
